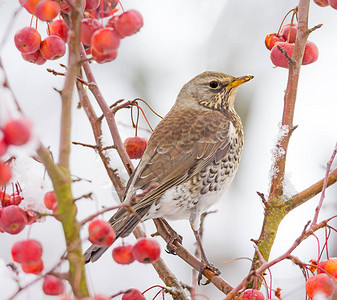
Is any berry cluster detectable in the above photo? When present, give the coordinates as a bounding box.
[305,257,337,299]
[12,239,66,295]
[11,239,44,275]
[113,238,161,264]
[0,118,36,234]
[16,0,143,65]
[0,188,37,234]
[265,23,319,68]
[314,0,337,9]
[83,8,143,63]
[87,219,161,264]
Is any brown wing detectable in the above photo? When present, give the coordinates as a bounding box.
[126,107,234,209]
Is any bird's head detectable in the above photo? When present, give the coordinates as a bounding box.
[176,71,253,112]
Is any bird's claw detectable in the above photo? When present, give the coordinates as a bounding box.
[165,231,183,255]
[197,261,221,285]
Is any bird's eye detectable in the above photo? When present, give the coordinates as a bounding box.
[209,81,219,89]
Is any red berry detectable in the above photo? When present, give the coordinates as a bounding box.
[92,47,118,64]
[35,0,60,21]
[43,191,57,210]
[132,238,160,263]
[3,118,32,146]
[124,136,147,159]
[21,49,47,65]
[11,239,43,263]
[91,28,121,55]
[114,10,143,38]
[85,0,100,11]
[264,33,285,51]
[122,289,146,300]
[0,162,11,186]
[280,23,297,43]
[328,0,337,9]
[0,205,28,234]
[21,259,44,274]
[314,0,329,6]
[42,275,65,295]
[0,138,8,156]
[302,41,319,65]
[242,289,265,300]
[40,35,66,60]
[112,244,135,265]
[81,18,103,46]
[270,42,294,68]
[19,0,42,14]
[306,274,335,299]
[0,191,10,207]
[48,19,68,42]
[318,258,337,279]
[9,192,23,206]
[88,219,115,246]
[14,26,41,54]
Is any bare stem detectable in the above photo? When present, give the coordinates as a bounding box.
[76,80,125,198]
[80,46,134,176]
[311,144,337,225]
[269,0,310,199]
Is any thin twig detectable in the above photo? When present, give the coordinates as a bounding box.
[311,143,337,226]
[80,45,134,176]
[76,79,125,198]
[225,217,333,299]
[8,253,67,300]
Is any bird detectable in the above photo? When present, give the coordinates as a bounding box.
[84,71,253,276]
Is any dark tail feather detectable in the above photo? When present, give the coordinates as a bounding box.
[84,244,109,263]
[84,207,149,263]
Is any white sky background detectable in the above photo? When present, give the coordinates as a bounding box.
[0,0,337,299]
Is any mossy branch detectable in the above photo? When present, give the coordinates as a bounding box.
[36,1,89,298]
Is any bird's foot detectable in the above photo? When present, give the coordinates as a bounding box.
[197,260,221,285]
[165,230,183,255]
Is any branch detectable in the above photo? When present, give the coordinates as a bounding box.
[311,144,337,225]
[80,46,134,176]
[76,80,125,198]
[153,219,233,295]
[269,2,310,199]
[289,166,337,210]
[39,3,89,298]
[58,6,83,169]
[225,217,334,299]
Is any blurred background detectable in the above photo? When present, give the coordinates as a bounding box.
[0,0,336,299]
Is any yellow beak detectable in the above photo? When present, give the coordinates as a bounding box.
[228,75,254,87]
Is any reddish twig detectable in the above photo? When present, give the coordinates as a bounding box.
[8,253,67,300]
[80,45,134,176]
[225,217,334,299]
[311,143,337,226]
[76,80,125,198]
[153,219,233,295]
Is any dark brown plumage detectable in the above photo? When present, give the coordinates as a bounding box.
[84,71,253,264]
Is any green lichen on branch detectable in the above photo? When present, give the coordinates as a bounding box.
[37,0,89,297]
